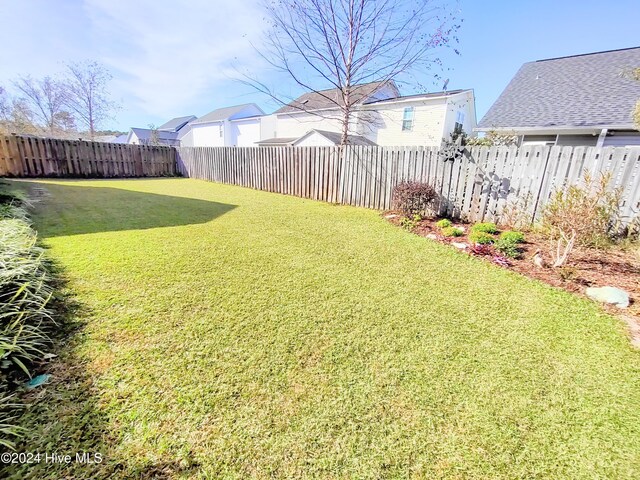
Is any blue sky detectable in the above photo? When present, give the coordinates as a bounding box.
[0,0,637,132]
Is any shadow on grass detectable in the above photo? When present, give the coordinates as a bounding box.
[1,260,200,480]
[26,181,237,237]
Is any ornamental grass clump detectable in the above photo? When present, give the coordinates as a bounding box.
[0,184,57,449]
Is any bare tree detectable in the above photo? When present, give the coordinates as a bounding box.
[245,0,459,145]
[13,76,67,135]
[148,124,161,146]
[63,61,118,140]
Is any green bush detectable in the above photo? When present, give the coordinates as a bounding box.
[494,237,521,258]
[470,222,498,234]
[499,230,525,244]
[469,231,494,245]
[441,226,463,238]
[435,219,452,229]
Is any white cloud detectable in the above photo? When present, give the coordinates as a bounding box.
[83,0,267,118]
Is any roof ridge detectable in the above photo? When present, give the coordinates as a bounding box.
[535,46,640,63]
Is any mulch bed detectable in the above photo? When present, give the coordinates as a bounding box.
[384,212,640,345]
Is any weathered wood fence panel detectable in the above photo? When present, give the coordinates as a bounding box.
[177,145,640,226]
[0,135,176,177]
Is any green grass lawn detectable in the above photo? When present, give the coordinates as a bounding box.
[6,178,640,479]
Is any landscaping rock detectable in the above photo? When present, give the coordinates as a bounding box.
[426,233,438,240]
[384,214,398,219]
[586,286,630,309]
[452,242,467,250]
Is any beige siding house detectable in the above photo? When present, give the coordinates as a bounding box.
[261,81,476,147]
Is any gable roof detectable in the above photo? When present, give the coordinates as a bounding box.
[364,89,469,106]
[130,127,179,144]
[293,129,377,146]
[478,47,640,130]
[190,103,264,125]
[157,115,196,132]
[255,137,298,146]
[275,80,399,114]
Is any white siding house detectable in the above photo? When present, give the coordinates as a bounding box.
[179,104,265,147]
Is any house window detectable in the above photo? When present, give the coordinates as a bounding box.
[454,111,465,135]
[402,107,414,131]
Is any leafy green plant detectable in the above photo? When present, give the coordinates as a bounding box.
[435,219,452,229]
[392,182,437,216]
[400,214,422,231]
[441,226,463,237]
[469,231,494,245]
[494,237,521,259]
[470,222,498,234]
[499,230,525,244]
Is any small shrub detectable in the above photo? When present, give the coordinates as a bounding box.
[541,172,621,266]
[495,237,521,259]
[469,243,494,256]
[435,219,452,229]
[469,231,494,244]
[492,255,512,267]
[470,222,498,234]
[441,226,463,238]
[400,214,422,231]
[392,182,437,216]
[499,230,525,244]
[557,266,578,282]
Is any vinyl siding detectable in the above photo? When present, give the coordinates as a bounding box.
[602,131,640,147]
[369,102,447,147]
[232,119,261,146]
[556,134,598,147]
[276,111,346,138]
[191,123,225,147]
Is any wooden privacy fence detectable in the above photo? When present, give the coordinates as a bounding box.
[0,135,176,177]
[177,145,640,225]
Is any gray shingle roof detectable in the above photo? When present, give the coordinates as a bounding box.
[275,81,399,114]
[256,137,297,145]
[130,128,179,145]
[478,47,640,130]
[190,104,264,125]
[157,115,196,132]
[296,129,377,146]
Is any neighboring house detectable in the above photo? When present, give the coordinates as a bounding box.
[126,115,195,146]
[179,104,265,147]
[112,134,128,144]
[157,115,196,133]
[264,80,476,147]
[127,128,181,146]
[293,129,377,147]
[476,47,640,147]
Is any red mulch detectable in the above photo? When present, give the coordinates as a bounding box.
[384,212,640,346]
